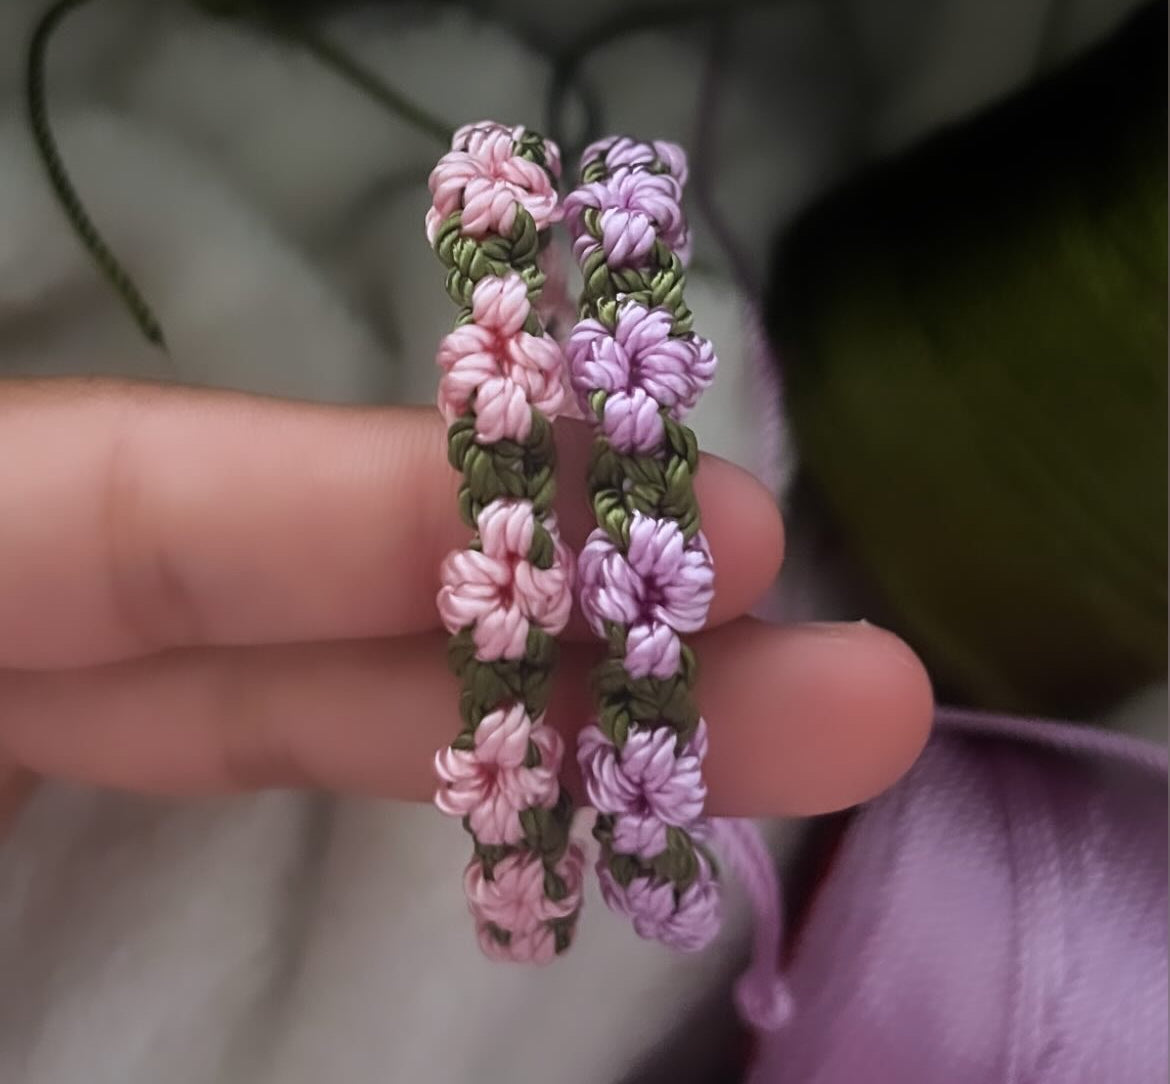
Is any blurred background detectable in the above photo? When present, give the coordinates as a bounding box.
[0,1,1164,1082]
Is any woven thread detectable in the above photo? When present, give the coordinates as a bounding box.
[428,121,581,963]
[567,136,722,951]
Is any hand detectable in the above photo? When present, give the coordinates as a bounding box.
[0,379,932,829]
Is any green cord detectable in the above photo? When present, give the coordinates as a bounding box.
[24,0,456,351]
[26,0,168,348]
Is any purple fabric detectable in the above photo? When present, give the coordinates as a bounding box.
[741,715,1168,1084]
[687,34,1166,1076]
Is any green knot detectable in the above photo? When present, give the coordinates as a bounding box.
[594,819,703,893]
[549,915,578,954]
[577,234,693,336]
[586,420,702,544]
[579,149,673,186]
[519,788,574,868]
[511,129,554,179]
[470,835,516,878]
[448,414,557,524]
[482,921,511,946]
[579,157,610,185]
[432,211,545,322]
[592,638,700,750]
[448,626,558,727]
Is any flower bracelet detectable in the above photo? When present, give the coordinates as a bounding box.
[565,137,722,951]
[427,121,583,963]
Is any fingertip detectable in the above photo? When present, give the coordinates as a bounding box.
[701,619,934,817]
[824,620,935,807]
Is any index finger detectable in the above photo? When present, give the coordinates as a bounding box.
[0,379,783,668]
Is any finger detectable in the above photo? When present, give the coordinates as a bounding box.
[0,620,932,816]
[0,379,782,668]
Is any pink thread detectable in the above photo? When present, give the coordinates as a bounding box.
[425,127,562,244]
[452,120,562,179]
[434,704,563,845]
[437,500,573,660]
[465,846,585,964]
[430,123,581,961]
[436,274,565,441]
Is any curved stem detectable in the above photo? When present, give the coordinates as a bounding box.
[26,0,167,348]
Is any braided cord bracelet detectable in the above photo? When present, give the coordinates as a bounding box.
[565,137,722,951]
[427,121,583,963]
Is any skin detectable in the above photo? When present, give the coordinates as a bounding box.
[0,378,934,834]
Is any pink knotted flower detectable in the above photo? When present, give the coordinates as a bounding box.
[578,720,709,858]
[452,121,562,179]
[435,704,564,845]
[438,500,574,660]
[580,135,689,185]
[465,845,585,962]
[597,854,721,952]
[566,304,716,452]
[577,516,714,639]
[436,273,566,441]
[564,169,688,267]
[425,127,562,244]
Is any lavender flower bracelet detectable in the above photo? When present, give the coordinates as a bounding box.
[565,137,722,951]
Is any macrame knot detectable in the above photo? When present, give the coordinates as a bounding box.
[438,499,573,660]
[435,703,563,846]
[579,135,689,185]
[466,844,585,964]
[565,169,689,267]
[567,302,714,420]
[433,212,546,312]
[578,720,709,858]
[452,121,563,181]
[577,515,714,638]
[426,125,562,244]
[597,850,721,952]
[437,273,565,441]
[450,413,556,524]
[589,429,701,544]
